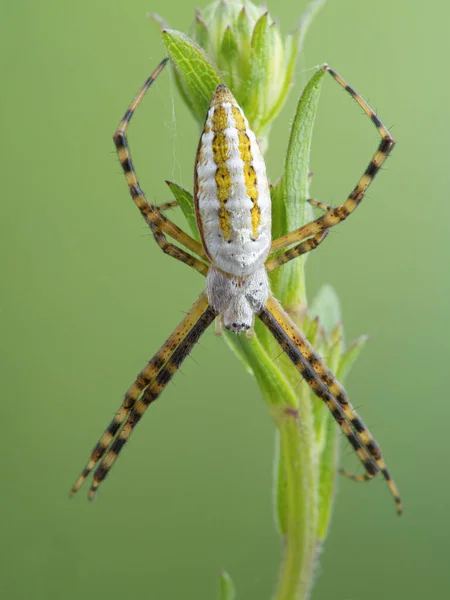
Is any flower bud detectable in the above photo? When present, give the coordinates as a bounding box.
[152,0,326,151]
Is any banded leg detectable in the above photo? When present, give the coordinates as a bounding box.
[71,292,215,498]
[272,196,379,481]
[308,198,333,213]
[271,65,395,254]
[113,58,209,271]
[339,467,374,481]
[265,199,333,271]
[265,230,329,272]
[157,200,178,211]
[259,295,402,514]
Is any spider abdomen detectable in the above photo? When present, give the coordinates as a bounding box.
[194,85,272,277]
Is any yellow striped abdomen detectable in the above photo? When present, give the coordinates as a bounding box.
[194,84,271,277]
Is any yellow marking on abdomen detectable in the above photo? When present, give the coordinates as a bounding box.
[243,163,261,237]
[236,120,261,238]
[212,111,232,241]
[231,106,246,131]
[212,106,228,131]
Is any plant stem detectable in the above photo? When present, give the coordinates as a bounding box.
[274,388,319,600]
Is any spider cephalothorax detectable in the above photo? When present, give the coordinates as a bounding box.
[71,58,402,514]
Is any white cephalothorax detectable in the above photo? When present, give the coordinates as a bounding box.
[194,85,271,332]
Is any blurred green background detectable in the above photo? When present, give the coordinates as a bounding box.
[1,0,448,598]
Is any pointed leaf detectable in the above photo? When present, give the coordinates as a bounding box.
[309,284,342,338]
[337,335,369,381]
[273,66,326,307]
[242,12,270,128]
[218,570,235,600]
[330,321,344,348]
[220,26,239,61]
[260,0,327,131]
[161,29,222,124]
[219,26,239,91]
[269,177,286,243]
[259,30,298,130]
[327,337,343,376]
[235,7,252,82]
[193,8,209,49]
[148,11,169,30]
[165,181,200,242]
[208,0,230,51]
[306,316,320,348]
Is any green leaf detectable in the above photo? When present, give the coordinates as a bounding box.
[218,570,235,600]
[260,0,327,132]
[165,181,200,242]
[219,26,239,91]
[220,26,239,61]
[270,177,286,242]
[222,331,254,376]
[192,9,209,49]
[148,11,168,30]
[161,29,222,124]
[307,316,320,347]
[234,7,252,83]
[337,335,369,381]
[242,12,270,129]
[273,67,326,307]
[330,321,344,348]
[259,30,298,131]
[309,284,342,338]
[227,333,298,412]
[208,0,230,51]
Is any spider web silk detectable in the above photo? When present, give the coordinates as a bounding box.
[165,63,184,188]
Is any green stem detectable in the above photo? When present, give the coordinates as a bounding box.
[273,389,319,600]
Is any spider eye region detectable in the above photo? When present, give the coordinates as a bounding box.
[206,265,269,334]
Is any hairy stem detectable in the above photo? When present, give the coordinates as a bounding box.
[273,389,319,600]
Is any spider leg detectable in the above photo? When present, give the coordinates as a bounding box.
[270,66,395,254]
[71,292,215,499]
[265,230,329,272]
[339,467,374,481]
[113,58,209,272]
[308,198,334,213]
[156,200,179,211]
[258,295,402,514]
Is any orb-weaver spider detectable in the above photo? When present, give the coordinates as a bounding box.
[71,58,402,514]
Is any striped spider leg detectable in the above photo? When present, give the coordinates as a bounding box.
[257,297,402,514]
[273,196,385,485]
[113,57,209,275]
[72,60,400,512]
[71,59,212,500]
[262,68,401,508]
[269,65,395,264]
[71,292,215,500]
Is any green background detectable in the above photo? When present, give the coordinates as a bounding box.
[1,0,448,598]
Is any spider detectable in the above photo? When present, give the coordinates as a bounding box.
[71,58,402,514]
